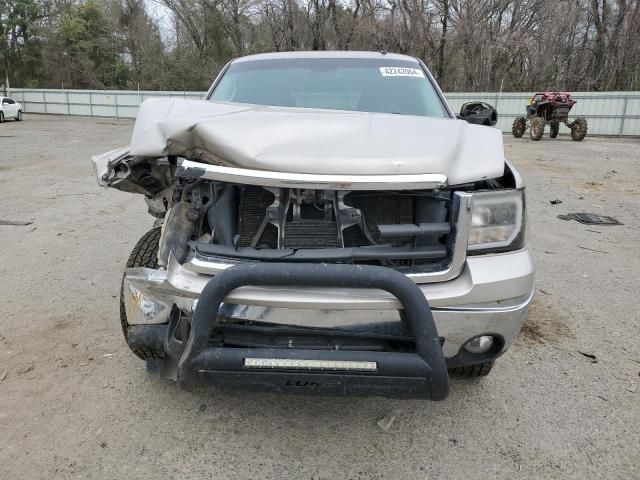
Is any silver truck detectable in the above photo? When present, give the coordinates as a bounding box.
[92,51,534,400]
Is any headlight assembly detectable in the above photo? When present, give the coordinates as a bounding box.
[467,189,526,253]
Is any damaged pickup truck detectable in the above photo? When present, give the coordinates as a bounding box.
[92,52,534,400]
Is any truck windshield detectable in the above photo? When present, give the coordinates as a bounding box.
[209,57,449,118]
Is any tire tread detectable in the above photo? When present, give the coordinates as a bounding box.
[120,228,164,360]
[511,117,526,138]
[449,361,494,377]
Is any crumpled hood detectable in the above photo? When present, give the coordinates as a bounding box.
[106,98,506,186]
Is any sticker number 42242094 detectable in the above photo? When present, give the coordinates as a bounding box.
[379,67,425,78]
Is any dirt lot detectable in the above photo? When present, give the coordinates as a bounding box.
[1,114,639,479]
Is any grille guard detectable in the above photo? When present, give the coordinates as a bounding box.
[174,262,450,400]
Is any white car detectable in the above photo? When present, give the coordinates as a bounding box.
[0,96,23,122]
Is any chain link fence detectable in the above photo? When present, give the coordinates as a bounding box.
[8,88,640,136]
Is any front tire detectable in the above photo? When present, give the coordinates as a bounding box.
[0,112,4,123]
[120,227,164,360]
[570,117,587,141]
[449,361,494,377]
[16,110,22,121]
[530,116,545,141]
[512,117,526,138]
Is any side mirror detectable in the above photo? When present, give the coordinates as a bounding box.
[457,102,498,126]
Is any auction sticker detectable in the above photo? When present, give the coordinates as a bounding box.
[379,67,425,77]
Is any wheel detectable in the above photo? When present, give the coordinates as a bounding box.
[0,112,4,123]
[530,116,545,141]
[511,117,526,138]
[120,227,164,360]
[570,117,587,141]
[16,110,22,121]
[449,361,494,377]
[549,122,559,138]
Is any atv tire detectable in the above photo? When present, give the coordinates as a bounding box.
[119,227,165,360]
[512,117,526,138]
[570,117,587,141]
[449,361,494,377]
[530,116,545,141]
[549,122,559,138]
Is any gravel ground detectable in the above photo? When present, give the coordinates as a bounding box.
[1,114,639,479]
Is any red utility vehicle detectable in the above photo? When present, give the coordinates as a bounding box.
[512,92,587,141]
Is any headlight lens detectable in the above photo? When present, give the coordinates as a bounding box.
[468,189,525,252]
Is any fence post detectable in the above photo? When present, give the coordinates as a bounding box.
[65,89,70,116]
[89,90,94,116]
[114,92,119,120]
[619,95,628,137]
[43,90,47,114]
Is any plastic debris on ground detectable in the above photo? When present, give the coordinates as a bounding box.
[376,409,401,433]
[557,213,623,225]
[0,220,33,226]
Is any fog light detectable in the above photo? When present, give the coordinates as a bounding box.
[463,335,494,354]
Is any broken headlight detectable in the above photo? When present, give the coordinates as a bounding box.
[467,189,525,253]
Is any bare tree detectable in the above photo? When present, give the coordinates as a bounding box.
[4,0,639,91]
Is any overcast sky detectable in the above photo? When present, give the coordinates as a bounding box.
[144,0,174,44]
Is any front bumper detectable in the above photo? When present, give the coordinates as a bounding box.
[123,247,535,359]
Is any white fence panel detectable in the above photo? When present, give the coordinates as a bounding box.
[9,88,204,119]
[623,96,640,136]
[7,88,640,136]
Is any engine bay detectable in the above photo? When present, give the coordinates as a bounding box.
[158,180,455,269]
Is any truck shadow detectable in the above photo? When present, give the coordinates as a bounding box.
[142,361,492,428]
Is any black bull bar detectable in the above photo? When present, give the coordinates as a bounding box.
[174,263,450,400]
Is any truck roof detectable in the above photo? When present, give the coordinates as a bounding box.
[232,51,420,64]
